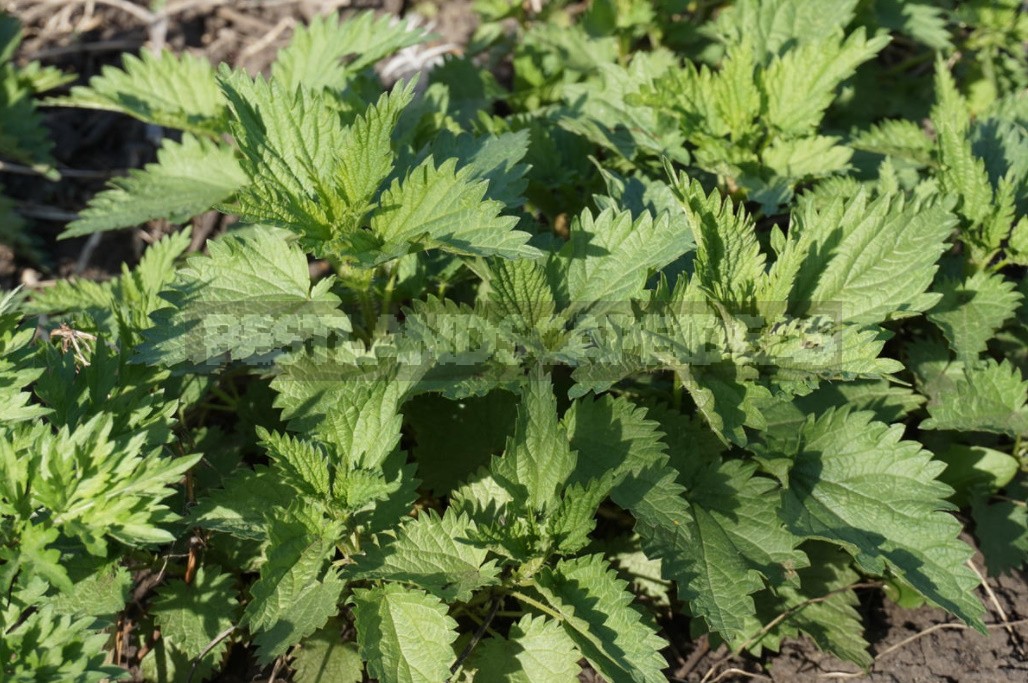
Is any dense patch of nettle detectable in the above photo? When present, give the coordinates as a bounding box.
[2,1,1028,681]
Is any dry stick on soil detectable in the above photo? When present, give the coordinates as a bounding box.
[237,15,295,64]
[165,0,304,18]
[878,618,1028,660]
[217,5,275,33]
[703,667,773,683]
[266,655,284,683]
[816,618,1028,679]
[676,634,711,679]
[51,0,156,24]
[966,558,1026,657]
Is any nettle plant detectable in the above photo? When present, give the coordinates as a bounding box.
[3,2,1028,682]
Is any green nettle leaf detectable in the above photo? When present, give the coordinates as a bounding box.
[421,129,532,208]
[928,271,1022,360]
[932,62,996,237]
[758,409,986,630]
[489,259,559,336]
[63,134,245,238]
[617,456,804,648]
[547,473,619,554]
[466,615,582,682]
[271,10,428,92]
[921,360,1028,436]
[715,0,861,58]
[564,394,670,485]
[531,554,667,683]
[558,51,688,164]
[28,228,192,334]
[756,316,903,384]
[291,622,364,683]
[787,189,955,324]
[564,396,799,645]
[602,536,672,608]
[226,76,414,253]
[760,135,852,182]
[272,355,416,468]
[138,228,347,368]
[220,72,346,237]
[885,0,953,50]
[1010,216,1028,264]
[0,20,67,174]
[851,118,933,163]
[50,562,131,620]
[934,444,1018,507]
[152,566,238,659]
[189,466,294,541]
[243,514,345,663]
[492,377,577,512]
[351,584,458,683]
[369,156,539,263]
[674,176,766,306]
[768,379,925,427]
[762,28,889,136]
[331,85,415,230]
[141,629,229,682]
[555,206,694,310]
[347,510,500,601]
[677,363,772,447]
[49,49,226,134]
[259,428,333,499]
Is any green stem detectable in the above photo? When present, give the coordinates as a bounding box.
[209,386,238,409]
[358,289,376,342]
[381,265,399,318]
[989,258,1011,274]
[510,590,564,622]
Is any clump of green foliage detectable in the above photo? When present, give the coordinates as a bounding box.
[3,1,1028,681]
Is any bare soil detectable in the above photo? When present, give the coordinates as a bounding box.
[3,2,1027,682]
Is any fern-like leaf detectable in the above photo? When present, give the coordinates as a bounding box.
[63,135,244,238]
[50,49,226,134]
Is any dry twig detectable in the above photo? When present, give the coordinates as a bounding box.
[967,558,1026,657]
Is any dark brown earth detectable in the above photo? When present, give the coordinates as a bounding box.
[3,2,1027,682]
